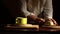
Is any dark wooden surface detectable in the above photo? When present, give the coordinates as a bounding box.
[3,26,60,31]
[1,24,60,32]
[2,24,39,31]
[3,27,60,32]
[39,26,60,31]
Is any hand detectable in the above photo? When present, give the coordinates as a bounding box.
[27,15,38,21]
[35,18,45,23]
[51,18,58,26]
[46,18,58,26]
[27,15,45,24]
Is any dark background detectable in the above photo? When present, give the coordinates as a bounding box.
[0,0,60,25]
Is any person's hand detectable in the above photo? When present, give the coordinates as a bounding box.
[27,15,38,21]
[51,18,58,26]
[35,18,45,24]
[27,15,45,24]
[45,18,58,26]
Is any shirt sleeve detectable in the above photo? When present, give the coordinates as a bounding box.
[43,0,53,19]
[20,0,35,17]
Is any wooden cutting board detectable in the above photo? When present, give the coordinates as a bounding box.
[5,24,39,29]
[42,26,60,29]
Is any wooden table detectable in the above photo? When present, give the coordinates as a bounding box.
[2,24,60,31]
[4,24,39,31]
[39,26,60,31]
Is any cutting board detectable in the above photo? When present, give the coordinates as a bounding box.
[42,26,60,29]
[5,24,39,29]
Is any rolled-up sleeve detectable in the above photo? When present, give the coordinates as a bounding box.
[20,0,31,17]
[43,0,53,19]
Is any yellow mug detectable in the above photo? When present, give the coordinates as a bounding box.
[16,17,27,25]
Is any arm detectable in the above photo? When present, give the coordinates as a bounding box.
[43,0,58,25]
[20,0,30,17]
[43,0,53,19]
[20,0,45,23]
[20,0,38,21]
